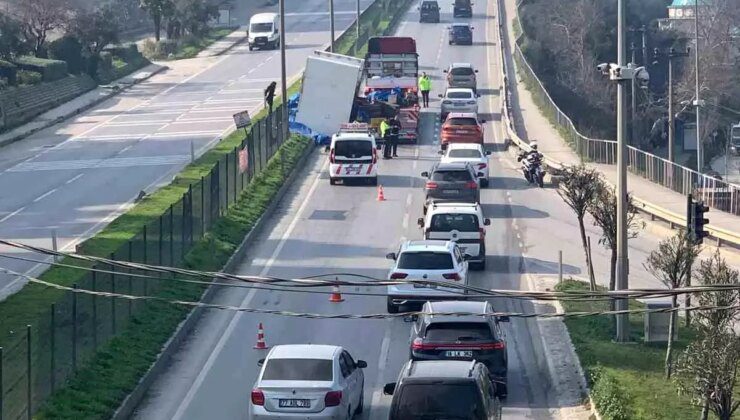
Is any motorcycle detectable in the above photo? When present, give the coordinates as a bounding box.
[517,152,545,188]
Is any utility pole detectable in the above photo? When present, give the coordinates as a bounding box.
[356,0,361,56]
[655,47,689,163]
[615,0,630,343]
[630,42,637,146]
[693,0,702,173]
[279,0,287,111]
[640,25,647,67]
[330,0,336,52]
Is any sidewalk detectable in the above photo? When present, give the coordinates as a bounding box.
[197,26,248,58]
[499,0,739,242]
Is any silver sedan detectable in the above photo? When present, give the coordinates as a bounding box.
[439,87,479,120]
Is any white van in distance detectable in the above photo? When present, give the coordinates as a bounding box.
[248,13,280,51]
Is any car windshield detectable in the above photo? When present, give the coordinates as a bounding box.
[398,251,454,270]
[447,118,478,126]
[394,384,484,419]
[251,23,273,32]
[452,26,471,34]
[334,140,372,157]
[425,322,494,341]
[450,67,474,76]
[447,91,473,99]
[262,358,333,381]
[429,214,479,232]
[432,170,473,182]
[448,149,482,158]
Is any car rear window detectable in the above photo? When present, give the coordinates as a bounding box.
[447,118,478,126]
[421,2,438,9]
[450,67,474,76]
[334,140,372,157]
[262,359,333,381]
[425,322,494,341]
[431,170,473,182]
[448,149,482,158]
[394,383,484,419]
[429,214,479,232]
[398,251,454,270]
[447,91,473,99]
[452,26,471,34]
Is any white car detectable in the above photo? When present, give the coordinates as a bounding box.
[439,87,479,121]
[250,344,367,420]
[417,202,490,270]
[385,240,470,313]
[440,143,491,187]
[328,124,379,185]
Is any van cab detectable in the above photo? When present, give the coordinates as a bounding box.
[328,123,379,185]
[248,13,280,51]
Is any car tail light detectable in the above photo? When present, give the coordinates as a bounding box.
[329,149,335,164]
[251,389,265,406]
[478,163,487,169]
[390,272,408,279]
[425,181,438,189]
[480,341,506,350]
[442,273,461,281]
[412,337,435,350]
[325,390,343,407]
[464,181,478,189]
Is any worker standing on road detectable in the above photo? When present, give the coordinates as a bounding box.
[418,72,431,108]
[388,116,401,157]
[380,118,391,159]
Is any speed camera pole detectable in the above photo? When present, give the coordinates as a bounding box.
[615,0,630,343]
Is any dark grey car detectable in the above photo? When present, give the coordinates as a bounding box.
[421,162,482,213]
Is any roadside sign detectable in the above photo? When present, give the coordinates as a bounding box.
[233,110,251,129]
[239,148,249,173]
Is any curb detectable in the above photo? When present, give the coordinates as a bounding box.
[0,64,168,149]
[111,142,316,420]
[212,33,248,57]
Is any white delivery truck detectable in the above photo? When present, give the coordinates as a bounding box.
[295,51,365,137]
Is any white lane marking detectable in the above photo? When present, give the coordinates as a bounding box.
[284,11,358,16]
[369,325,393,417]
[405,193,412,207]
[402,213,409,229]
[120,145,133,153]
[33,188,57,203]
[519,241,525,248]
[8,155,192,172]
[0,207,25,223]
[516,233,521,240]
[65,173,85,184]
[171,158,329,420]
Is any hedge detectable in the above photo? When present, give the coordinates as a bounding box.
[13,56,68,82]
[0,60,17,85]
[49,37,85,75]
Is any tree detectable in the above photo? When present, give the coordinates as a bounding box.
[140,0,174,42]
[70,5,121,56]
[0,14,26,59]
[644,230,700,379]
[675,251,740,420]
[18,0,69,57]
[556,164,601,290]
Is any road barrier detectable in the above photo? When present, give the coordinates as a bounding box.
[0,106,289,420]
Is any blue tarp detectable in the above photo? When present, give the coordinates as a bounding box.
[288,121,331,145]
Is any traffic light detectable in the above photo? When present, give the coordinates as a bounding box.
[690,200,710,244]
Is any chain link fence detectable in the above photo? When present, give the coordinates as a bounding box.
[0,106,289,420]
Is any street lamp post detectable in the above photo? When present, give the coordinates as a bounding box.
[694,0,702,172]
[279,0,287,112]
[655,47,690,163]
[356,0,361,56]
[330,0,336,52]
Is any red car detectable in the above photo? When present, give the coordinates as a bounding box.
[440,112,485,150]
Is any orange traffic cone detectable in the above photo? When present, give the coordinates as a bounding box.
[377,185,386,201]
[253,322,269,349]
[329,284,344,303]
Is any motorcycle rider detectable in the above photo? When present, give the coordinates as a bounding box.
[517,142,544,182]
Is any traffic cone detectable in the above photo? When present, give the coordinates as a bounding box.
[329,284,344,303]
[377,185,386,201]
[253,322,269,349]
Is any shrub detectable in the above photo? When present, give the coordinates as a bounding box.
[13,56,68,82]
[99,51,113,71]
[17,69,43,85]
[49,36,85,74]
[0,60,17,85]
[589,367,634,420]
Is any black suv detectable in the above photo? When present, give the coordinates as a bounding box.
[419,0,440,23]
[384,359,502,420]
[449,23,474,45]
[410,300,509,397]
[453,0,473,17]
[422,162,482,214]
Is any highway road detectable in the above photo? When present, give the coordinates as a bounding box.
[0,0,375,299]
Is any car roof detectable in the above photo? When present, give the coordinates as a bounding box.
[423,300,490,323]
[401,240,452,252]
[434,161,472,170]
[449,62,473,69]
[405,360,478,379]
[427,202,480,215]
[268,344,340,360]
[251,13,278,22]
[446,112,478,119]
[445,88,475,94]
[333,132,374,141]
[446,142,483,150]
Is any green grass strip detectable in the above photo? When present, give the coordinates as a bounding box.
[34,134,311,419]
[171,27,237,60]
[555,279,699,420]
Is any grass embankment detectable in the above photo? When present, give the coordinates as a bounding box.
[34,134,311,419]
[556,279,700,420]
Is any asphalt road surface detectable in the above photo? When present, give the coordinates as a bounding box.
[0,0,375,299]
[132,1,566,419]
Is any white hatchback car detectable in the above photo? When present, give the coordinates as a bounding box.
[440,143,491,187]
[439,87,479,121]
[250,344,367,420]
[385,240,470,313]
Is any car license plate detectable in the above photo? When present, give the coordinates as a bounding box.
[446,350,473,358]
[414,283,437,288]
[279,399,310,408]
[442,189,459,195]
[455,130,468,134]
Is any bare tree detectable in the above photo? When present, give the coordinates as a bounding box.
[644,229,700,379]
[18,0,68,57]
[556,164,601,290]
[589,183,643,305]
[675,250,740,420]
